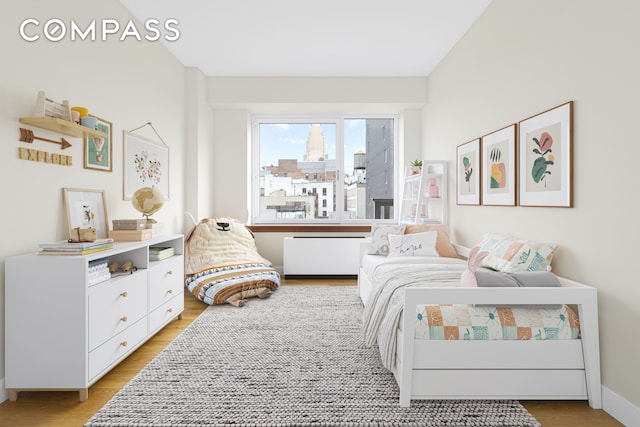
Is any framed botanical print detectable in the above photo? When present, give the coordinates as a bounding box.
[518,101,573,207]
[456,138,481,205]
[84,115,112,172]
[481,124,516,206]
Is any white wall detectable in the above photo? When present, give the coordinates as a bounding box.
[185,68,214,221]
[0,0,186,384]
[423,0,640,410]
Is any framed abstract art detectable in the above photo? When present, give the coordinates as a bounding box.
[518,101,573,207]
[456,138,481,205]
[481,124,516,206]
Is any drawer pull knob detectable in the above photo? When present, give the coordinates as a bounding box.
[167,308,173,313]
[166,270,173,276]
[120,341,128,347]
[120,291,128,297]
[120,316,128,322]
[167,289,173,294]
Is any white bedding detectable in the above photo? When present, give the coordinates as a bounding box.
[362,260,466,369]
[361,254,466,280]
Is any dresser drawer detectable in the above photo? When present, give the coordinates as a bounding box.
[149,256,183,311]
[149,295,184,334]
[88,272,148,350]
[88,317,147,381]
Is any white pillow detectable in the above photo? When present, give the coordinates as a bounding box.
[387,231,439,257]
[368,224,406,255]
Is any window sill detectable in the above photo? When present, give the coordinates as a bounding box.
[246,224,371,233]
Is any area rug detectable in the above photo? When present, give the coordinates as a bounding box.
[85,285,541,427]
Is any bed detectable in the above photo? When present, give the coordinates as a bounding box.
[184,216,280,307]
[358,225,602,409]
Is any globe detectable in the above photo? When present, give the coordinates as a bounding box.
[132,187,164,223]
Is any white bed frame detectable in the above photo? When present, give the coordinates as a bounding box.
[357,242,602,409]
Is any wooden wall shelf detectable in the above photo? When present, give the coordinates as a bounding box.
[19,117,107,139]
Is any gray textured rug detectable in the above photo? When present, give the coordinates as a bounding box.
[86,285,540,427]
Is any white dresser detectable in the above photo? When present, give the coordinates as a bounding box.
[4,234,184,401]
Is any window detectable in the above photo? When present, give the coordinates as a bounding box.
[252,116,397,224]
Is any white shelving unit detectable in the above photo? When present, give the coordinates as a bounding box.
[400,160,448,224]
[4,234,184,402]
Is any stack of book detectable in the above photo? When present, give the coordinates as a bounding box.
[39,238,114,255]
[149,246,175,261]
[88,258,111,285]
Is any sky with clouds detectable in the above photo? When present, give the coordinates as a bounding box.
[259,120,366,174]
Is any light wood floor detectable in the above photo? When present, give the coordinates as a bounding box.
[0,279,622,427]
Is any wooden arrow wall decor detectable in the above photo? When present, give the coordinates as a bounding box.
[19,128,72,150]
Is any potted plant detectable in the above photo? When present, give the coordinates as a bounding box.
[410,159,422,175]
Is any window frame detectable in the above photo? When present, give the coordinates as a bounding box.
[251,115,399,225]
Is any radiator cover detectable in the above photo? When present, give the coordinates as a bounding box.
[283,236,365,276]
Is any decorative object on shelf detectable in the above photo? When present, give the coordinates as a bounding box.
[131,187,164,224]
[68,227,97,243]
[108,259,137,276]
[426,179,439,198]
[456,138,481,205]
[112,219,147,231]
[19,127,71,149]
[33,91,72,121]
[84,115,112,172]
[409,159,422,175]
[481,124,516,206]
[63,188,109,240]
[123,131,169,201]
[518,101,573,207]
[80,116,98,129]
[71,106,89,119]
[108,228,153,241]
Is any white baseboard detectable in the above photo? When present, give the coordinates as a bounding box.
[603,385,640,427]
[0,377,7,403]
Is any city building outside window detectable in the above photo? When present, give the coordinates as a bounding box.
[252,117,397,224]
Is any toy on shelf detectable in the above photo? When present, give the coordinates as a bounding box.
[33,91,72,122]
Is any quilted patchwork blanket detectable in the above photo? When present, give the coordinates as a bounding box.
[185,263,280,306]
[363,261,580,370]
[413,303,580,341]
